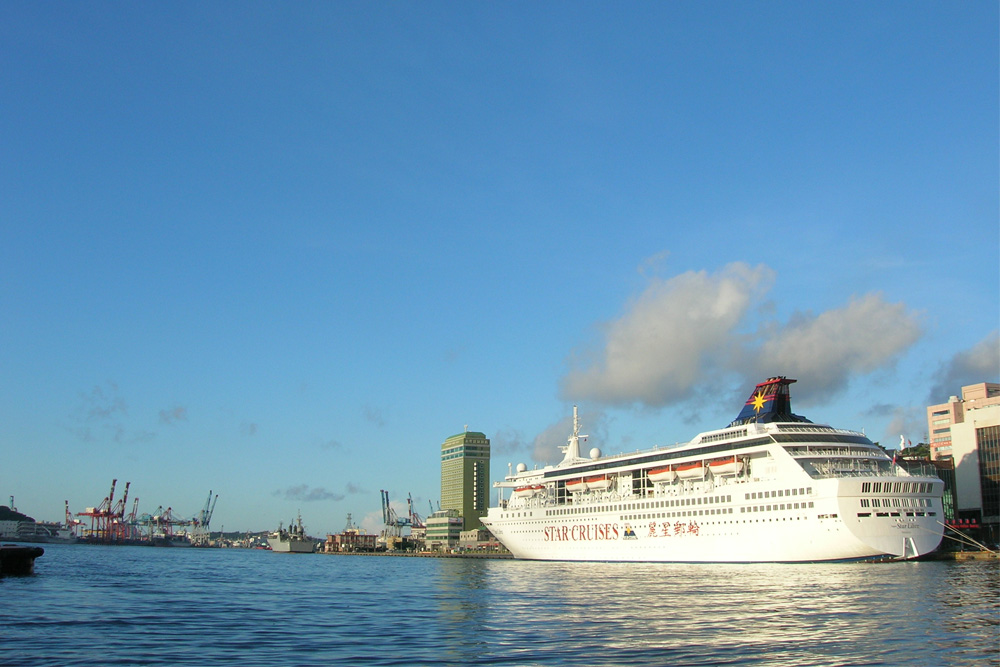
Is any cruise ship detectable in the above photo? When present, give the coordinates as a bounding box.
[481,377,945,562]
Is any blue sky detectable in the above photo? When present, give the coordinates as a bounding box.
[2,3,997,535]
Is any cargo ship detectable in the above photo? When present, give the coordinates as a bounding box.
[481,377,945,562]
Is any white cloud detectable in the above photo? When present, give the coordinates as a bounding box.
[560,261,922,409]
[362,405,386,427]
[159,405,187,424]
[749,294,922,404]
[928,331,1000,402]
[273,485,344,502]
[490,427,528,457]
[561,262,774,407]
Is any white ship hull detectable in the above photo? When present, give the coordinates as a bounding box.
[484,476,943,562]
[483,378,945,563]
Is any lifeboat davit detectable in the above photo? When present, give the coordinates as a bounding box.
[585,475,613,491]
[675,461,706,479]
[647,466,676,483]
[709,456,742,476]
[565,478,586,493]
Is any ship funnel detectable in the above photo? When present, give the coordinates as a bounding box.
[729,376,811,427]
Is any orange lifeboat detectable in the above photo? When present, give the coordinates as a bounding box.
[585,475,613,491]
[675,461,706,479]
[647,466,676,483]
[709,456,742,476]
[565,478,586,493]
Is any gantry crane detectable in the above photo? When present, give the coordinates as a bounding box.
[380,489,411,538]
[407,493,425,529]
[76,479,121,541]
[189,491,219,543]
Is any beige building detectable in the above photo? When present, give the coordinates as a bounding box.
[425,509,464,550]
[926,382,1000,541]
[927,383,1000,460]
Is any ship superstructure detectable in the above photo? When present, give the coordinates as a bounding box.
[481,377,945,562]
[267,512,315,553]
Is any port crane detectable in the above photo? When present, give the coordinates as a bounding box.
[64,500,85,536]
[407,493,425,529]
[379,489,411,538]
[76,479,133,542]
[190,491,219,544]
[197,491,219,529]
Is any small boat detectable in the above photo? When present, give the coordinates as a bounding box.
[647,466,676,483]
[675,461,706,479]
[513,485,544,498]
[709,456,743,475]
[585,475,613,491]
[565,479,586,493]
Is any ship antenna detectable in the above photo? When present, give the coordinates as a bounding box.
[558,405,589,465]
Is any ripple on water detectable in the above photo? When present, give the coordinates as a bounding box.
[1,546,997,667]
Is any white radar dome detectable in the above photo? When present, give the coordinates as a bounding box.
[589,447,601,460]
[516,463,527,473]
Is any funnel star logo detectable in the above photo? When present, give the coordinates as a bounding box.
[752,392,767,413]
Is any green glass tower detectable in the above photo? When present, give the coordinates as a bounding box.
[440,430,490,531]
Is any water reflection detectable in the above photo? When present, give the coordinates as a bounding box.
[435,559,998,667]
[2,547,995,667]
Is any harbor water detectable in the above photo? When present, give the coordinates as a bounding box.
[2,544,996,666]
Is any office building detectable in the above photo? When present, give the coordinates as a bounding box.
[926,382,1000,542]
[440,430,490,531]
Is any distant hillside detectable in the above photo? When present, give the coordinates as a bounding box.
[0,506,34,523]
